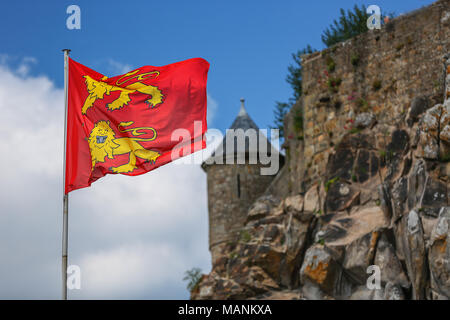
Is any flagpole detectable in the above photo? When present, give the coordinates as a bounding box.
[62,48,71,300]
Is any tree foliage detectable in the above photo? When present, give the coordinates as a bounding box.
[286,45,316,102]
[183,267,202,292]
[322,5,394,47]
[272,46,316,139]
[321,5,369,47]
[272,101,290,139]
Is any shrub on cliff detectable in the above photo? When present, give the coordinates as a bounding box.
[183,267,202,293]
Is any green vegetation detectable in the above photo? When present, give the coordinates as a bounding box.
[350,127,361,134]
[294,109,303,134]
[322,5,370,47]
[323,5,394,47]
[183,268,203,293]
[240,230,251,243]
[325,176,339,192]
[433,80,440,89]
[272,102,290,139]
[326,57,336,72]
[229,251,239,260]
[351,53,360,66]
[440,151,450,162]
[271,46,316,139]
[380,149,395,162]
[356,97,369,111]
[286,45,317,102]
[327,77,342,92]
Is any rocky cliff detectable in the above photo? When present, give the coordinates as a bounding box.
[193,0,450,300]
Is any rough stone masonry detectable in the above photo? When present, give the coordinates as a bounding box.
[194,0,450,300]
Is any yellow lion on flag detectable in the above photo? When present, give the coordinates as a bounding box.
[82,71,163,114]
[88,120,160,173]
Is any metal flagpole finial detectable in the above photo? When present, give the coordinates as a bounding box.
[62,49,71,53]
[238,97,247,116]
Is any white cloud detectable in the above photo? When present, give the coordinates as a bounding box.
[106,59,133,75]
[79,243,186,298]
[207,93,218,125]
[15,57,37,77]
[0,57,213,299]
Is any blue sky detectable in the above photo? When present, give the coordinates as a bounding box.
[0,0,434,131]
[0,0,436,299]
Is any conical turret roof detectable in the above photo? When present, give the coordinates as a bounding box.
[230,98,259,130]
[202,98,279,167]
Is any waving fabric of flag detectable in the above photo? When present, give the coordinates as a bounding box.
[65,58,209,193]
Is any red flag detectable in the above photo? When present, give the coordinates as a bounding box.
[65,58,209,193]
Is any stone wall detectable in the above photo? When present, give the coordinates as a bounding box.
[284,99,305,194]
[286,0,450,192]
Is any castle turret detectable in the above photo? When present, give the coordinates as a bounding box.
[202,98,283,262]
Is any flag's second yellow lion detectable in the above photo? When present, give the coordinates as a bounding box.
[88,120,160,173]
[82,75,163,114]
